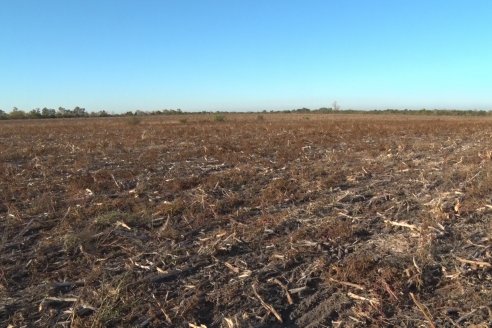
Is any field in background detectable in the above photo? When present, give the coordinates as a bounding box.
[1,114,491,327]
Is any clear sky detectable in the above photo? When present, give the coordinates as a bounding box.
[1,1,491,112]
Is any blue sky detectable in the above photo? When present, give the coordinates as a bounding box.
[1,1,491,112]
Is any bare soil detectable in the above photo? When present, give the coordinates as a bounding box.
[1,114,491,327]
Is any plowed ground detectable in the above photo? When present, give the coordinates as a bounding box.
[1,114,491,327]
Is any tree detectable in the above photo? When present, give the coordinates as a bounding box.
[0,109,7,119]
[9,107,26,119]
[57,107,68,117]
[29,108,42,119]
[318,107,332,113]
[73,106,86,117]
[42,107,56,118]
[97,110,109,117]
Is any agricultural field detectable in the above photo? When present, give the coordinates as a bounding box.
[0,114,491,327]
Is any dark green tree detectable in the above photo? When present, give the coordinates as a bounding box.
[9,107,26,119]
[42,107,56,118]
[73,106,86,117]
[29,108,42,118]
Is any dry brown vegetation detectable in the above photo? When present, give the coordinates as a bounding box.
[1,114,491,327]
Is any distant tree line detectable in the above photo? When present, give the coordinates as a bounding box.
[0,106,96,120]
[0,106,490,120]
[0,107,187,120]
[253,107,490,116]
[281,107,490,116]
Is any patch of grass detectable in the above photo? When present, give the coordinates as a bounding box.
[213,114,225,122]
[157,200,186,216]
[62,230,95,254]
[62,233,81,253]
[126,116,141,126]
[94,211,142,228]
[93,274,136,326]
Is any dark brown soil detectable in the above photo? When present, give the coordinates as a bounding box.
[1,114,491,327]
